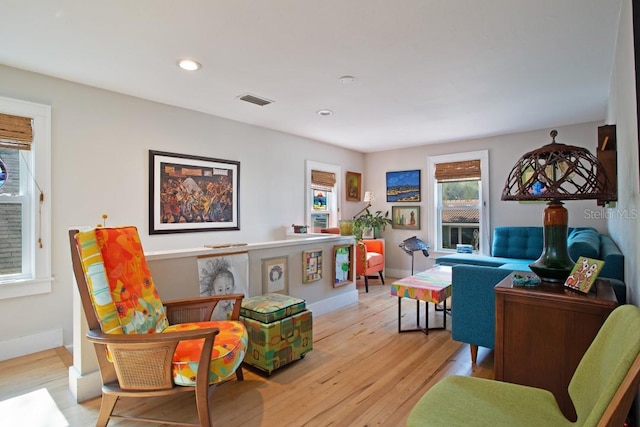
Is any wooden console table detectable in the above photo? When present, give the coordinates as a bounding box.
[494,273,618,421]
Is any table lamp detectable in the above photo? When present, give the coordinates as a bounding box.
[501,130,615,282]
[353,191,375,219]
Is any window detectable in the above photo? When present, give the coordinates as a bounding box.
[305,161,341,232]
[427,151,490,254]
[0,96,51,299]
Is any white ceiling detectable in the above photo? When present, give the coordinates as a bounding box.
[0,0,624,153]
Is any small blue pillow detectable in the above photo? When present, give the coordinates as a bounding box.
[568,228,600,260]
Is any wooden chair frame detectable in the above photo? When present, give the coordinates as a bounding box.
[598,352,640,426]
[69,229,244,427]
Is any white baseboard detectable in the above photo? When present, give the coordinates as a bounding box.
[0,329,63,362]
[68,366,102,403]
[307,289,358,317]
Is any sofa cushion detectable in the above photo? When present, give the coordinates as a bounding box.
[367,252,384,268]
[568,227,600,260]
[436,253,505,267]
[498,262,532,272]
[492,227,543,260]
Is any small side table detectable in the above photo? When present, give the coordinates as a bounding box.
[390,265,452,334]
[494,272,618,420]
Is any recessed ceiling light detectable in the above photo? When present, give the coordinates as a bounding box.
[317,109,333,116]
[339,75,356,84]
[177,59,202,71]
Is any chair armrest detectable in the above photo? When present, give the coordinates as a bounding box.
[86,327,219,391]
[451,265,512,350]
[164,293,245,322]
[86,327,219,344]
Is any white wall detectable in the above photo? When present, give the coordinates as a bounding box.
[0,64,365,354]
[365,123,610,277]
[607,0,639,305]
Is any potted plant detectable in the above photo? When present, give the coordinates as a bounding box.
[353,209,392,239]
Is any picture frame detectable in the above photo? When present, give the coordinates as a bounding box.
[302,249,323,283]
[345,171,362,201]
[149,150,240,234]
[564,256,605,294]
[391,205,420,230]
[333,244,353,287]
[386,170,421,202]
[197,251,248,320]
[262,256,288,294]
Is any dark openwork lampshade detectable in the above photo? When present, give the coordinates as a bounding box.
[501,130,615,282]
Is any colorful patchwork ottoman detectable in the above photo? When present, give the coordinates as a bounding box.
[239,293,313,375]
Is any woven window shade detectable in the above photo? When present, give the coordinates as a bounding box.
[0,113,33,150]
[435,160,481,182]
[311,170,336,190]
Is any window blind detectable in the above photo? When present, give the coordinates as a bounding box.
[311,170,336,191]
[0,113,33,150]
[435,160,481,182]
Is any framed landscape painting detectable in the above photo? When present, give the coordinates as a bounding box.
[149,150,240,234]
[386,170,421,202]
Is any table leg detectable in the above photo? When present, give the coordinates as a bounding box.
[397,297,447,334]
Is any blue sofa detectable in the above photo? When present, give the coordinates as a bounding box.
[435,226,625,363]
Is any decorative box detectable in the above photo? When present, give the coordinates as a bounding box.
[240,293,313,375]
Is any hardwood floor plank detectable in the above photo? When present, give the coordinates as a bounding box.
[0,282,494,426]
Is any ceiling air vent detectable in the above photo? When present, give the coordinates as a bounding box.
[238,94,273,106]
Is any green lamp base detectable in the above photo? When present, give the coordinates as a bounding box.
[529,260,574,283]
[529,202,575,283]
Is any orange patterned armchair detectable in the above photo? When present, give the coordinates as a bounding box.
[356,239,385,292]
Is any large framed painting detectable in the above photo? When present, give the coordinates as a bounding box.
[149,150,239,234]
[197,251,248,320]
[333,244,353,287]
[386,169,421,202]
[345,171,362,201]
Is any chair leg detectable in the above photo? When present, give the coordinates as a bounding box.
[96,394,118,427]
[195,383,213,427]
[364,276,369,293]
[378,271,385,285]
[235,364,244,381]
[470,344,478,365]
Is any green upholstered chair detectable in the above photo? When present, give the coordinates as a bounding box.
[407,304,640,427]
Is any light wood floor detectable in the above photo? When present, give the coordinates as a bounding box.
[0,280,494,426]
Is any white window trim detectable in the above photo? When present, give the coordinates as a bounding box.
[427,150,490,255]
[305,160,341,230]
[0,96,52,299]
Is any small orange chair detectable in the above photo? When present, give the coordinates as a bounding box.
[356,239,385,292]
